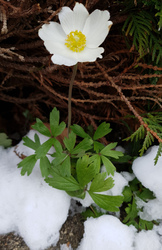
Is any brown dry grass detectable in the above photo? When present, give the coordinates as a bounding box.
[0,0,162,142]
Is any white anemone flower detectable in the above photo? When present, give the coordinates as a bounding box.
[38,3,113,66]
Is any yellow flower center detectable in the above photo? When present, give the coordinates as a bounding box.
[65,30,86,52]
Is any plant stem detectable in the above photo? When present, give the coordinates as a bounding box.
[68,63,78,136]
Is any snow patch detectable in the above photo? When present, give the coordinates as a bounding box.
[78,215,136,250]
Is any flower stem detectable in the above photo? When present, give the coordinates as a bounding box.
[68,63,78,136]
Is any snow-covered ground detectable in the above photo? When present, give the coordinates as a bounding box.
[0,130,162,250]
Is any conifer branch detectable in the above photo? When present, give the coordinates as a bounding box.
[96,61,162,144]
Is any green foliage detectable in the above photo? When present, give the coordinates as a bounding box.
[31,118,51,137]
[123,11,153,56]
[88,192,123,212]
[18,154,37,176]
[93,122,112,141]
[40,156,51,178]
[154,142,162,165]
[35,138,55,159]
[0,133,12,148]
[49,107,66,137]
[149,32,162,64]
[45,167,81,191]
[122,178,157,230]
[18,107,124,212]
[82,206,104,220]
[125,125,145,142]
[122,0,162,64]
[89,173,114,192]
[124,112,162,164]
[23,133,41,150]
[70,124,91,139]
[141,0,162,30]
[139,131,154,156]
[76,155,98,187]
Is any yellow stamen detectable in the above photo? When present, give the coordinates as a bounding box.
[65,30,86,52]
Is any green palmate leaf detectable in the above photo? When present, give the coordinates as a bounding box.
[100,143,123,159]
[138,188,155,201]
[40,156,51,178]
[49,107,66,137]
[52,150,71,177]
[66,189,86,199]
[130,178,139,192]
[18,154,37,176]
[71,138,93,155]
[23,133,40,150]
[101,155,116,176]
[122,186,133,203]
[89,154,101,174]
[93,122,112,140]
[50,107,59,135]
[53,122,66,137]
[123,197,138,223]
[34,133,41,146]
[45,168,81,191]
[50,108,66,137]
[89,192,123,212]
[76,155,97,187]
[52,152,68,166]
[22,136,35,150]
[114,154,132,163]
[52,138,63,154]
[103,150,123,159]
[32,118,51,137]
[70,124,91,138]
[139,218,154,230]
[93,141,104,153]
[89,173,114,192]
[63,131,76,152]
[101,142,117,151]
[35,138,54,159]
[59,155,71,177]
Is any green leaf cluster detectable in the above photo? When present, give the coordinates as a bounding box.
[71,123,123,176]
[18,107,123,212]
[122,177,157,230]
[18,107,66,178]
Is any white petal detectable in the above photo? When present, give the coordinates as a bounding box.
[51,54,77,66]
[59,3,89,34]
[76,47,104,62]
[38,22,66,43]
[58,7,74,34]
[43,40,76,59]
[73,3,89,31]
[83,10,111,48]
